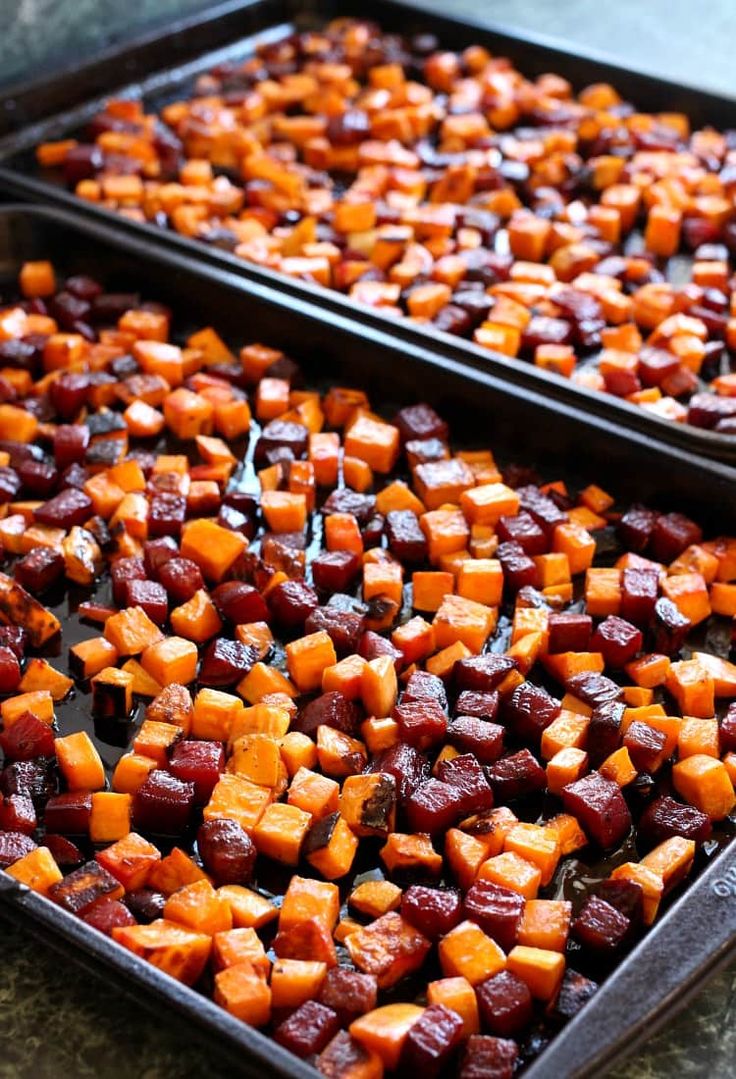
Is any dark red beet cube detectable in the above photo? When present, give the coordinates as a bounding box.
[503,682,560,742]
[403,670,448,710]
[0,759,55,804]
[320,489,376,524]
[590,615,643,667]
[463,880,524,952]
[437,753,493,814]
[572,896,630,952]
[199,639,257,686]
[549,970,598,1022]
[653,596,690,656]
[49,372,90,419]
[317,969,378,1026]
[53,424,91,469]
[518,485,568,537]
[149,493,187,536]
[401,1003,463,1077]
[447,717,505,763]
[460,1035,518,1079]
[496,512,547,555]
[317,1032,381,1079]
[386,510,427,563]
[394,403,448,443]
[720,705,736,753]
[547,612,593,654]
[618,505,657,552]
[19,459,58,498]
[14,547,64,596]
[393,698,448,750]
[274,1000,340,1057]
[358,629,403,669]
[561,772,631,848]
[621,567,659,625]
[82,897,136,935]
[406,778,463,834]
[586,702,625,766]
[305,607,365,655]
[133,770,194,835]
[143,535,178,577]
[0,794,36,834]
[454,654,516,693]
[197,817,256,884]
[0,830,37,868]
[401,885,463,939]
[169,740,225,803]
[496,542,538,592]
[623,720,667,771]
[650,512,703,562]
[456,690,499,720]
[566,671,622,709]
[637,795,712,849]
[268,579,319,629]
[34,487,93,529]
[211,580,269,624]
[125,579,168,625]
[45,833,83,868]
[311,549,362,593]
[111,556,146,606]
[485,749,546,802]
[477,971,533,1037]
[296,691,360,737]
[0,627,27,660]
[45,791,93,834]
[638,347,681,388]
[49,860,122,915]
[124,887,166,923]
[592,878,644,923]
[158,557,204,603]
[0,645,21,694]
[255,419,309,466]
[369,743,428,805]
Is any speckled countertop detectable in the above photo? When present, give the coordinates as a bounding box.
[2,1,736,1076]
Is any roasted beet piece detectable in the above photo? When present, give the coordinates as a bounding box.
[0,626,26,661]
[586,702,625,767]
[318,1032,381,1079]
[401,1002,463,1077]
[386,510,427,563]
[561,772,631,848]
[296,691,360,737]
[45,833,83,868]
[0,465,20,503]
[305,607,365,655]
[720,705,736,753]
[312,549,361,593]
[456,690,499,720]
[125,579,168,625]
[111,555,146,606]
[0,830,37,868]
[401,885,463,939]
[496,511,547,555]
[623,720,667,772]
[50,372,90,420]
[0,710,55,760]
[394,698,448,750]
[274,1000,340,1057]
[447,717,505,763]
[49,860,122,915]
[403,670,448,710]
[211,580,269,624]
[124,887,166,923]
[143,535,178,577]
[477,971,533,1037]
[149,493,187,536]
[0,794,36,835]
[438,753,493,814]
[566,671,622,709]
[572,896,630,952]
[358,629,403,669]
[34,487,93,529]
[45,791,93,834]
[199,639,257,686]
[406,778,463,834]
[169,740,225,803]
[592,879,644,924]
[14,547,64,596]
[133,770,194,835]
[454,654,516,693]
[54,424,91,470]
[549,969,598,1022]
[369,743,429,804]
[637,795,712,849]
[618,505,657,552]
[317,969,378,1026]
[394,403,448,443]
[268,578,319,629]
[197,817,256,884]
[503,682,560,742]
[460,1035,518,1079]
[496,541,538,591]
[652,596,690,656]
[82,897,136,935]
[547,612,593,654]
[0,758,55,804]
[158,557,204,603]
[591,615,643,667]
[320,489,376,524]
[518,485,568,538]
[255,419,309,466]
[0,647,21,697]
[650,512,703,562]
[621,567,659,625]
[19,458,58,497]
[463,880,524,952]
[485,749,546,802]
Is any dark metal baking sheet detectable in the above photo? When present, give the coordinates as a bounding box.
[0,203,735,1079]
[0,0,735,461]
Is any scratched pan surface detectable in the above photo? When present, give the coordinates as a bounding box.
[1,204,736,1078]
[0,0,736,462]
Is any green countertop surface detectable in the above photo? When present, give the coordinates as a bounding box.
[2,0,736,1076]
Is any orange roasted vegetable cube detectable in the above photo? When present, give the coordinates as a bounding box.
[344,413,400,473]
[5,846,62,896]
[672,754,735,820]
[55,730,105,791]
[438,920,506,985]
[345,912,431,988]
[96,831,161,891]
[506,945,565,1000]
[214,961,272,1025]
[350,1004,424,1070]
[286,630,337,692]
[164,878,233,936]
[253,802,312,864]
[112,919,211,985]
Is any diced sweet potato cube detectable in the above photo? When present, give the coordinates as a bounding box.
[113,919,211,985]
[346,912,431,988]
[506,945,565,1000]
[439,920,506,986]
[350,1004,425,1070]
[214,960,272,1025]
